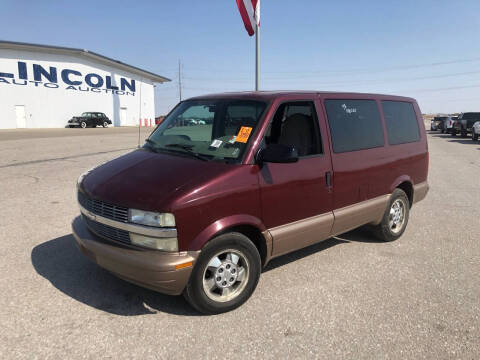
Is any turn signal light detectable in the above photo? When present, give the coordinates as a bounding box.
[175,261,194,270]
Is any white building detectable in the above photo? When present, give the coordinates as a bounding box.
[0,40,170,129]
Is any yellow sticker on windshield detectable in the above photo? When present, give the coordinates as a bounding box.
[236,126,253,143]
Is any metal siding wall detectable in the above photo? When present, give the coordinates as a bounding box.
[0,48,156,129]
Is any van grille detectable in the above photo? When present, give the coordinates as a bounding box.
[78,191,129,223]
[82,215,131,245]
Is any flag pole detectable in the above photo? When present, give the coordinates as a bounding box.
[255,23,260,91]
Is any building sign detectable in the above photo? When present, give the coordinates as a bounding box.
[0,61,136,96]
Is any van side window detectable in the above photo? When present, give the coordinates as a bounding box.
[324,99,384,153]
[265,101,322,156]
[381,101,420,145]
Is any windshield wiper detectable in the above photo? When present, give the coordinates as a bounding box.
[145,138,159,147]
[165,143,194,150]
[163,143,211,161]
[145,141,211,161]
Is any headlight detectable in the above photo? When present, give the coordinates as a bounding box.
[130,233,178,251]
[129,209,176,227]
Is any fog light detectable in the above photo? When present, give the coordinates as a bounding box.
[129,233,178,252]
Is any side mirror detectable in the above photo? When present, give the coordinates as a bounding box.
[257,143,299,164]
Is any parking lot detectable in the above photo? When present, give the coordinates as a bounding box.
[0,127,479,359]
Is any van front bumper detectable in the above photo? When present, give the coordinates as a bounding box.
[72,216,199,295]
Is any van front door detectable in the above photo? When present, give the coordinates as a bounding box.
[258,99,334,257]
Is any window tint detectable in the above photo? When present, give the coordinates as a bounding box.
[382,101,420,145]
[265,101,322,156]
[324,99,384,153]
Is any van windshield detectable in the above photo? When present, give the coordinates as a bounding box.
[146,99,267,162]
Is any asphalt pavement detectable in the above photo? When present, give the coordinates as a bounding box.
[0,127,478,359]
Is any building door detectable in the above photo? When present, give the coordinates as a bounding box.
[15,105,26,128]
[120,107,127,126]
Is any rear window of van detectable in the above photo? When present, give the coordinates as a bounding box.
[382,101,420,145]
[324,99,384,153]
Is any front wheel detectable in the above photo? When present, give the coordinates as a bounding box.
[183,232,261,314]
[102,121,108,128]
[372,188,410,242]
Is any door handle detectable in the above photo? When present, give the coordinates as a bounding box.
[325,171,332,189]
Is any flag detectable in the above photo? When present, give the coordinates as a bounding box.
[236,0,260,36]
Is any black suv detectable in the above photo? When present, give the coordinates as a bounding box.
[452,112,480,137]
[67,112,112,128]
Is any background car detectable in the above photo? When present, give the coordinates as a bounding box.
[430,116,448,132]
[472,121,480,141]
[67,112,112,128]
[445,116,458,134]
[452,112,480,137]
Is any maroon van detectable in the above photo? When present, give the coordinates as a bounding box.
[73,91,429,314]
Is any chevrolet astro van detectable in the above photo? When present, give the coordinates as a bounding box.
[73,91,429,314]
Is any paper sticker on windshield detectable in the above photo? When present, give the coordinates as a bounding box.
[210,139,223,148]
[236,126,253,143]
[228,135,237,144]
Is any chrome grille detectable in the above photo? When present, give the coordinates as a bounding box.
[82,215,131,245]
[78,191,129,222]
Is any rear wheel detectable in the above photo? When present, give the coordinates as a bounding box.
[441,129,445,134]
[183,232,261,314]
[451,130,457,136]
[461,130,468,138]
[372,188,410,242]
[80,121,87,129]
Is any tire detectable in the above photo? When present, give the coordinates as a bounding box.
[451,130,457,137]
[80,121,87,129]
[441,129,445,134]
[183,232,261,314]
[461,131,468,138]
[102,121,108,128]
[372,188,410,242]
[473,132,479,141]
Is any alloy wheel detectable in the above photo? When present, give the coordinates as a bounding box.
[202,249,249,302]
[388,198,406,234]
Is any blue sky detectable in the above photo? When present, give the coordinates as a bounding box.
[2,0,480,115]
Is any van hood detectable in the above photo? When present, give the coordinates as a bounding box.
[80,148,234,211]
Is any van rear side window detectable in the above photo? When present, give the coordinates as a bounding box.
[324,99,384,153]
[381,101,420,145]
